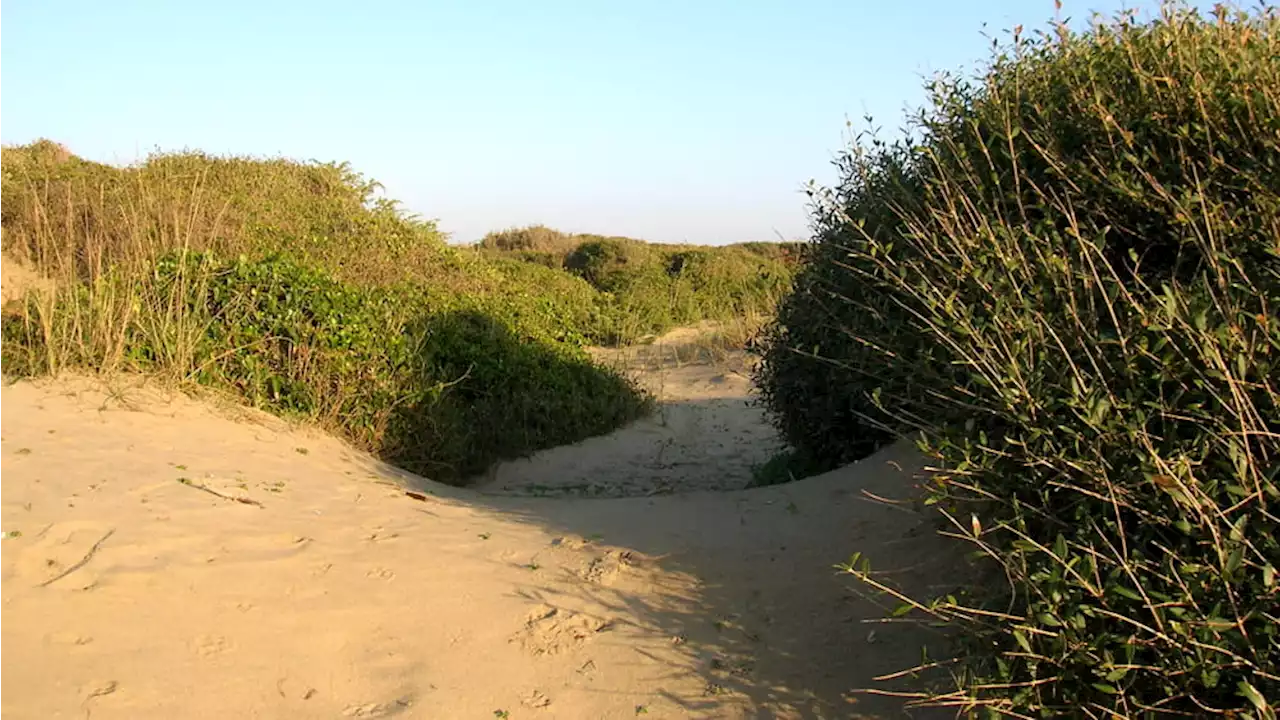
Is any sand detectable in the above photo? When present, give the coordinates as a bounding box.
[1,251,53,306]
[478,333,784,497]
[1,332,965,719]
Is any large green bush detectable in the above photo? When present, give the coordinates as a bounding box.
[758,3,1279,715]
[1,252,650,482]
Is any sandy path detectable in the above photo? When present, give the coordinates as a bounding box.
[1,365,961,718]
[477,340,783,497]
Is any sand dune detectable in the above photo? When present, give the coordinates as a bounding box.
[1,349,962,718]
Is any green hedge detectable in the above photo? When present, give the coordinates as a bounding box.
[757,3,1279,715]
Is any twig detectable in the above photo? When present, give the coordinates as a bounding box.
[177,478,264,507]
[40,529,115,587]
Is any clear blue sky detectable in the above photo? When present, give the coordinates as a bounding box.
[4,1,1182,244]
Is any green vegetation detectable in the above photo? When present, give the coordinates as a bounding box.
[748,449,827,489]
[0,137,796,482]
[0,143,662,483]
[479,225,800,343]
[757,3,1279,715]
[1,139,455,287]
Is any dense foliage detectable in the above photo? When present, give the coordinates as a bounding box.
[0,145,664,482]
[0,139,798,481]
[757,3,1279,715]
[484,226,799,342]
[1,252,650,483]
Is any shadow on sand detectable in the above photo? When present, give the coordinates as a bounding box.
[380,434,973,719]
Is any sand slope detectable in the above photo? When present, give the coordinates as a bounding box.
[1,364,961,719]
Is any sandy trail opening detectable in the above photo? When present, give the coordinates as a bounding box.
[477,330,783,497]
[1,331,964,719]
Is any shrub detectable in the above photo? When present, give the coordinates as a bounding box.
[0,144,654,480]
[1,143,454,287]
[479,226,798,344]
[758,3,1280,715]
[564,237,657,292]
[477,224,581,254]
[1,252,651,483]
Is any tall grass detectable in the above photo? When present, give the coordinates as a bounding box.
[758,3,1279,715]
[1,140,456,286]
[1,144,652,483]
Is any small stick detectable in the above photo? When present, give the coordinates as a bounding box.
[40,529,115,587]
[177,478,264,507]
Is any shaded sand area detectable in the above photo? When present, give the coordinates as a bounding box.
[1,341,964,719]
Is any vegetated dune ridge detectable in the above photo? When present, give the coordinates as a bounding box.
[1,348,962,719]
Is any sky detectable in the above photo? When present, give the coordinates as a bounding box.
[3,0,1189,244]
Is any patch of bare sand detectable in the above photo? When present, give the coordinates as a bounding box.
[477,326,784,497]
[2,250,56,306]
[1,372,965,719]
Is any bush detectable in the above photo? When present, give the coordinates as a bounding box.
[0,146,625,349]
[477,224,581,254]
[1,143,454,287]
[560,237,795,342]
[478,226,798,345]
[564,237,656,292]
[758,3,1279,715]
[1,252,651,483]
[0,143,784,481]
[0,144,655,480]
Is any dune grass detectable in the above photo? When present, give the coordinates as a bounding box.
[1,144,661,483]
[1,139,795,482]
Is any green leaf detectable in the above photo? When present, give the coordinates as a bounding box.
[1104,666,1129,682]
[1111,585,1143,602]
[1053,533,1068,560]
[1230,514,1249,543]
[1037,613,1062,627]
[1013,629,1033,654]
[1226,547,1244,576]
[1239,681,1275,720]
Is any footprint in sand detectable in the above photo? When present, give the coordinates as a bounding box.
[366,567,395,581]
[521,689,552,709]
[513,604,611,656]
[195,634,233,657]
[578,549,638,586]
[80,679,118,702]
[49,632,94,647]
[342,697,412,717]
